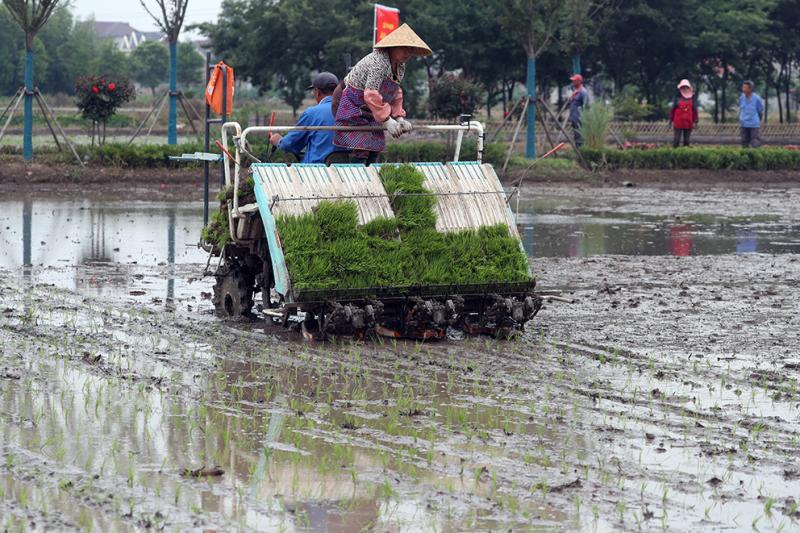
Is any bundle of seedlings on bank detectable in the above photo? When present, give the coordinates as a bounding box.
[217,175,256,205]
[275,164,530,291]
[201,210,231,248]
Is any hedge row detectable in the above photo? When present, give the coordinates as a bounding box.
[70,140,508,168]
[75,139,292,168]
[581,147,800,170]
[386,140,507,166]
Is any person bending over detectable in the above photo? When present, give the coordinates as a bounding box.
[331,24,431,165]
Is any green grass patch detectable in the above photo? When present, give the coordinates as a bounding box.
[275,164,531,291]
[4,138,509,168]
[581,146,800,170]
[385,140,507,167]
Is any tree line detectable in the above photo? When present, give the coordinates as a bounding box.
[0,6,204,97]
[197,0,800,123]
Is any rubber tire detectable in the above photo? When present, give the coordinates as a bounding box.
[212,267,254,317]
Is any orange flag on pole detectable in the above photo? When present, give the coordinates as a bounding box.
[374,3,400,45]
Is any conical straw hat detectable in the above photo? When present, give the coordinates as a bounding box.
[374,23,432,56]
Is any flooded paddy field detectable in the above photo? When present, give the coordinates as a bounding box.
[1,183,799,531]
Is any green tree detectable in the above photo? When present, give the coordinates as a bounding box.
[760,0,799,122]
[2,0,63,159]
[132,40,169,96]
[35,7,72,92]
[498,0,565,157]
[428,73,483,120]
[277,65,310,118]
[402,0,526,117]
[559,0,616,75]
[196,0,373,113]
[65,18,100,79]
[0,6,24,93]
[93,40,133,79]
[140,0,189,144]
[177,41,204,87]
[593,0,697,116]
[690,0,775,122]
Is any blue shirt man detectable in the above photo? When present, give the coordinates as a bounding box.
[738,80,764,148]
[269,72,346,164]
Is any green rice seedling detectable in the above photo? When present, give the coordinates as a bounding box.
[315,200,359,240]
[274,164,531,290]
[363,216,399,239]
[201,210,230,248]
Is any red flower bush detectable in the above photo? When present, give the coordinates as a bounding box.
[75,75,135,144]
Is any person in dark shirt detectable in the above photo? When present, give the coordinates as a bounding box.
[568,74,588,147]
[269,72,346,164]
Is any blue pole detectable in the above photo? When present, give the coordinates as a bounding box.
[572,54,581,75]
[168,40,177,145]
[23,49,34,160]
[525,57,536,158]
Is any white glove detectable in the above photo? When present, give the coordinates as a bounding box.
[396,117,413,134]
[385,117,403,138]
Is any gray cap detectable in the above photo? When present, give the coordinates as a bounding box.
[307,72,339,91]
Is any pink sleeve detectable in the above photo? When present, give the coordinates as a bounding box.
[364,89,391,122]
[390,87,406,118]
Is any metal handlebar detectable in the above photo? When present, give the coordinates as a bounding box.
[220,120,486,220]
[240,121,485,163]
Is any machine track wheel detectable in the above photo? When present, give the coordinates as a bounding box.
[212,266,255,318]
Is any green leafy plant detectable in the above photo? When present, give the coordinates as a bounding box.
[579,102,612,150]
[428,73,484,121]
[612,86,655,121]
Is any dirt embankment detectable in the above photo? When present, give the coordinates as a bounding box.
[0,161,211,200]
[2,157,799,191]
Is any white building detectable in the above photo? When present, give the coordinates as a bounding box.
[95,21,164,53]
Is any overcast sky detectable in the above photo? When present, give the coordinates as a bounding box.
[72,0,221,35]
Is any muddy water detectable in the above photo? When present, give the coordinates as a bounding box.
[1,185,800,531]
[517,186,800,257]
[3,188,799,273]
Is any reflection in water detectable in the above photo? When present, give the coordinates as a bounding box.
[22,200,31,267]
[518,209,799,258]
[736,228,758,254]
[167,208,176,302]
[669,223,692,257]
[0,200,206,301]
[2,197,799,282]
[0,200,204,270]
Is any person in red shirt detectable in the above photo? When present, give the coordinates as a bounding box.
[669,79,699,147]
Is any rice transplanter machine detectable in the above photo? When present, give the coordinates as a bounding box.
[197,120,542,339]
